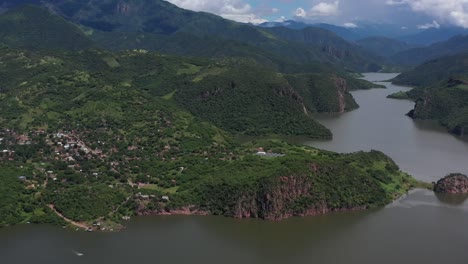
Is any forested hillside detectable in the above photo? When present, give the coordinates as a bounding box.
[0,1,423,228]
[390,53,468,136]
[0,1,383,72]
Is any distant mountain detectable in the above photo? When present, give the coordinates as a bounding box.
[259,22,374,41]
[356,37,419,58]
[399,27,468,45]
[260,20,310,30]
[263,27,382,71]
[260,21,422,42]
[391,34,468,66]
[393,52,468,87]
[0,5,94,50]
[0,1,383,72]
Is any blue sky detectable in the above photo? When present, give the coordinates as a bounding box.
[167,0,468,29]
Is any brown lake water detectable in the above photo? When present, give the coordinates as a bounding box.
[2,73,468,264]
[308,73,468,182]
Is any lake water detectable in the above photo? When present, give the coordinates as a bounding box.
[2,73,468,264]
[308,73,468,182]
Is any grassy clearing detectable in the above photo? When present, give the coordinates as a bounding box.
[177,63,202,75]
[193,67,226,82]
[162,90,177,100]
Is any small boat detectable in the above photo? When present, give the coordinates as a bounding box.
[73,251,84,256]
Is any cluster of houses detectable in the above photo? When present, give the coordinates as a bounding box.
[136,192,170,202]
[255,147,285,158]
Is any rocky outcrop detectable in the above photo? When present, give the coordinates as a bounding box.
[434,174,468,194]
[226,173,367,221]
[232,175,314,220]
[275,85,309,115]
[334,77,348,113]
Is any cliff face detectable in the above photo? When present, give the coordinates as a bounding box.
[231,175,366,220]
[434,174,468,194]
[136,174,367,221]
[275,85,309,115]
[334,77,351,113]
[407,81,468,136]
[232,175,314,220]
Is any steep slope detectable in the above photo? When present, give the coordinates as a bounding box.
[0,45,366,138]
[408,79,468,136]
[0,5,94,50]
[175,61,369,138]
[264,27,382,71]
[392,52,468,86]
[0,46,422,227]
[400,27,468,45]
[1,1,382,72]
[391,35,468,66]
[357,37,418,58]
[390,53,468,136]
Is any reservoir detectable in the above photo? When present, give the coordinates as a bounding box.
[2,73,468,264]
[308,73,468,182]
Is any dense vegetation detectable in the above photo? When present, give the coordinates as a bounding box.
[0,2,383,72]
[356,37,418,58]
[0,43,422,227]
[0,2,426,228]
[186,143,420,219]
[390,53,468,136]
[392,52,468,87]
[0,5,94,51]
[0,165,65,227]
[390,35,468,66]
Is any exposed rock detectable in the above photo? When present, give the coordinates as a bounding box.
[434,174,468,194]
[334,77,348,113]
[229,173,367,221]
[275,85,309,115]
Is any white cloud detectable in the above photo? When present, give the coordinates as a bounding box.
[276,16,287,22]
[343,22,358,28]
[294,1,340,19]
[167,0,267,24]
[385,0,406,6]
[222,14,268,24]
[294,7,307,18]
[310,1,340,17]
[387,0,468,28]
[417,20,440,29]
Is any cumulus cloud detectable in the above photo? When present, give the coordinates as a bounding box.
[276,16,287,22]
[385,0,406,6]
[294,1,340,19]
[417,20,440,29]
[167,0,267,24]
[343,22,358,28]
[387,0,468,28]
[310,1,340,17]
[294,7,307,18]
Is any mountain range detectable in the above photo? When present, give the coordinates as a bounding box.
[0,1,424,227]
[0,0,382,72]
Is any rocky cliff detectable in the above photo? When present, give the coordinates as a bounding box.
[434,174,468,194]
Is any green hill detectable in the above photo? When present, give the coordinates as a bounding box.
[356,37,418,58]
[391,35,468,66]
[1,1,382,72]
[407,79,468,136]
[0,1,423,228]
[390,53,468,136]
[0,5,94,50]
[0,45,422,226]
[392,52,468,86]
